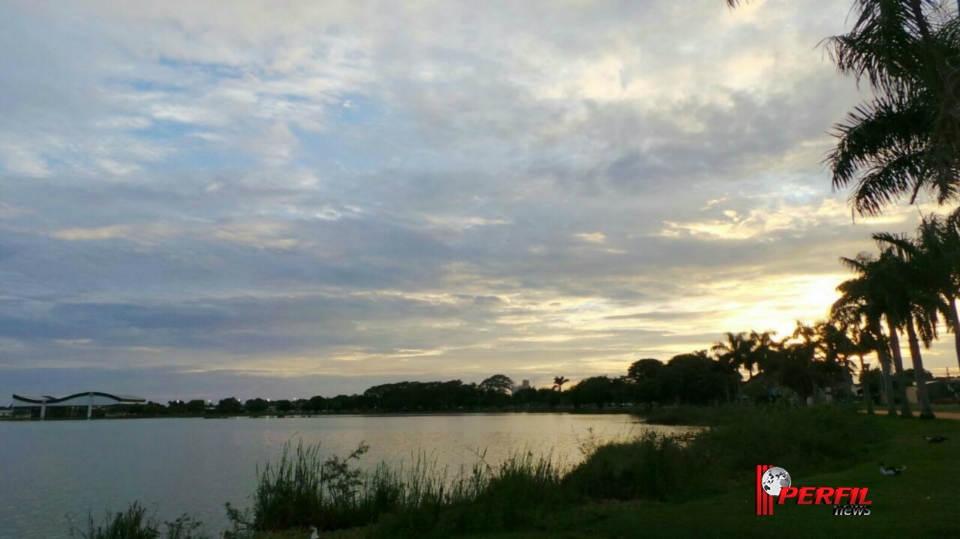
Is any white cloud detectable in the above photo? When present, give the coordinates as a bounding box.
[4,0,956,400]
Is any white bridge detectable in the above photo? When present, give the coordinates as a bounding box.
[11,392,146,420]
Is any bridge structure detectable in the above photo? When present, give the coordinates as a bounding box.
[10,392,146,420]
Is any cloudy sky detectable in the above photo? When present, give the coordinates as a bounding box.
[2,0,956,402]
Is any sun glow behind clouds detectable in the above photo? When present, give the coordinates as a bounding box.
[3,0,959,400]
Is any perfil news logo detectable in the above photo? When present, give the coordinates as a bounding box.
[755,465,872,516]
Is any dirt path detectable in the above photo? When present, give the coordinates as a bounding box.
[869,409,960,420]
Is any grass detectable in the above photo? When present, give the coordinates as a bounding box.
[473,416,960,539]
[70,502,210,539]
[224,439,567,538]
[246,405,907,538]
[931,404,960,414]
[857,403,960,416]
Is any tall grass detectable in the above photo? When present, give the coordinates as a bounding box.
[70,502,209,539]
[563,406,887,505]
[226,439,567,537]
[562,431,721,502]
[370,449,567,538]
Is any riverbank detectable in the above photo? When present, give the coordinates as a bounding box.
[2,407,641,422]
[241,406,958,539]
[74,405,957,538]
[486,415,960,539]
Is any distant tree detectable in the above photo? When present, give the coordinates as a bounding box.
[479,375,515,395]
[274,399,294,413]
[610,376,632,407]
[626,359,663,382]
[216,397,243,414]
[860,367,884,406]
[244,398,269,414]
[328,395,358,412]
[903,368,934,382]
[537,387,560,408]
[512,387,538,408]
[167,400,186,413]
[569,376,613,409]
[186,399,207,414]
[305,395,325,413]
[634,375,661,406]
[658,351,726,405]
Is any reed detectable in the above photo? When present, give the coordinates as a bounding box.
[71,502,209,539]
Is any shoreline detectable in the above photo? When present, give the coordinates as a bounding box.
[0,407,642,422]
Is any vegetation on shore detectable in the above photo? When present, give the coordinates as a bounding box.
[70,502,210,539]
[77,404,936,538]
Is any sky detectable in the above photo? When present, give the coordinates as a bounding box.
[2,0,957,403]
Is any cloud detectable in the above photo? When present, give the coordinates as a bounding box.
[1,0,955,401]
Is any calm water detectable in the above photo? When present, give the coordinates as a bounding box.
[0,414,690,538]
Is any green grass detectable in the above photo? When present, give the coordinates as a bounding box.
[931,404,960,414]
[226,439,567,538]
[459,413,960,539]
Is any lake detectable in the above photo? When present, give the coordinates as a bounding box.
[0,414,691,538]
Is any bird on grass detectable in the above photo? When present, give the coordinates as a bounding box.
[879,462,906,476]
[309,527,319,539]
[924,435,947,443]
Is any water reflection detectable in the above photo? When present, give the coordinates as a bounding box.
[0,414,693,538]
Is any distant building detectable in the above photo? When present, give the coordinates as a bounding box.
[0,408,11,419]
[906,381,957,404]
[521,379,530,390]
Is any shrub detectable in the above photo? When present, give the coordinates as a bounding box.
[563,405,888,505]
[562,432,721,502]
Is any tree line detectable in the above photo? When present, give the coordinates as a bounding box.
[84,311,957,419]
[722,0,960,420]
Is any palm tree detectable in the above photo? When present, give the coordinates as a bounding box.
[872,238,939,418]
[770,325,821,406]
[748,330,781,378]
[553,376,569,407]
[814,320,857,402]
[829,1,960,216]
[711,333,750,402]
[939,209,960,369]
[834,253,904,415]
[890,210,960,371]
[711,332,755,381]
[731,0,960,216]
[831,302,885,414]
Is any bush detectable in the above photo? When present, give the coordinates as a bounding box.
[228,440,390,533]
[563,405,888,505]
[563,432,721,502]
[692,405,887,477]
